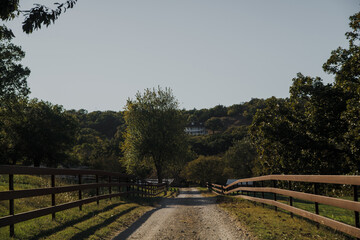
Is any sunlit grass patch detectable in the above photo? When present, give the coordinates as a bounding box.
[0,198,152,240]
[0,174,175,239]
[218,195,353,240]
[0,175,178,239]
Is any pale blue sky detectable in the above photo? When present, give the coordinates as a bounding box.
[4,0,359,111]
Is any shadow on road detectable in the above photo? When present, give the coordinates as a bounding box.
[112,207,159,240]
[112,188,216,240]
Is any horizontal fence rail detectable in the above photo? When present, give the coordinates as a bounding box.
[0,165,168,237]
[208,174,360,239]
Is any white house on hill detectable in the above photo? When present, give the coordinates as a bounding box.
[185,122,207,136]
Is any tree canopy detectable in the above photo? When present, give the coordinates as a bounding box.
[1,0,78,34]
[183,155,227,186]
[0,99,78,167]
[249,11,360,175]
[0,25,30,101]
[122,87,188,182]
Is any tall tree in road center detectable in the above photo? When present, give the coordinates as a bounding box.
[122,87,187,183]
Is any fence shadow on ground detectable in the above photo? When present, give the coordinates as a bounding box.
[28,202,127,240]
[69,206,137,240]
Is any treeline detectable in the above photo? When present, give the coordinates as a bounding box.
[181,100,264,185]
[0,104,126,171]
[66,110,125,171]
[0,93,262,183]
[250,12,360,176]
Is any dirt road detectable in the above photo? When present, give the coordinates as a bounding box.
[113,188,251,240]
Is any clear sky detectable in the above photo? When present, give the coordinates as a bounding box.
[3,0,359,111]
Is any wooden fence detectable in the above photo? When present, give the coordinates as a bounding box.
[208,175,360,239]
[0,165,168,237]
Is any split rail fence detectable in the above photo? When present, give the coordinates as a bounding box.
[0,165,167,237]
[208,175,360,239]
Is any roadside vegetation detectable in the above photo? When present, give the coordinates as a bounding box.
[244,191,355,226]
[217,195,353,240]
[198,187,355,239]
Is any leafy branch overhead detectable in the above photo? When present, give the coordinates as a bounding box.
[0,0,78,34]
[22,0,78,33]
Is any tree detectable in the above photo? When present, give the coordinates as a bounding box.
[209,105,227,117]
[122,87,188,183]
[182,155,226,186]
[1,0,78,34]
[249,76,351,175]
[249,97,296,175]
[323,11,360,170]
[0,25,30,101]
[0,25,31,165]
[223,138,256,178]
[249,12,360,175]
[205,117,224,134]
[1,99,79,167]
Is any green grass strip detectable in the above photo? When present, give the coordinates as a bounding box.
[218,195,354,240]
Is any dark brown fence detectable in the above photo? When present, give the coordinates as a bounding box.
[0,165,167,237]
[208,175,360,239]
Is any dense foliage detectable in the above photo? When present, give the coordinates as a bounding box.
[1,0,78,34]
[0,99,78,167]
[249,12,360,175]
[0,26,30,101]
[183,156,226,186]
[122,87,188,182]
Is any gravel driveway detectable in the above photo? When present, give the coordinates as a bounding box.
[113,188,252,240]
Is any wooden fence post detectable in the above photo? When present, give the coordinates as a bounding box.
[145,182,147,197]
[253,182,256,197]
[354,185,359,228]
[78,174,82,211]
[108,176,112,200]
[289,181,293,218]
[9,174,14,237]
[261,181,265,207]
[314,183,319,215]
[96,175,99,205]
[51,175,56,220]
[273,180,277,211]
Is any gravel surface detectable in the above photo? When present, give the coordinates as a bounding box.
[113,188,252,240]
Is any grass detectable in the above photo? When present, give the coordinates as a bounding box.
[243,192,356,227]
[0,174,179,240]
[216,194,355,240]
